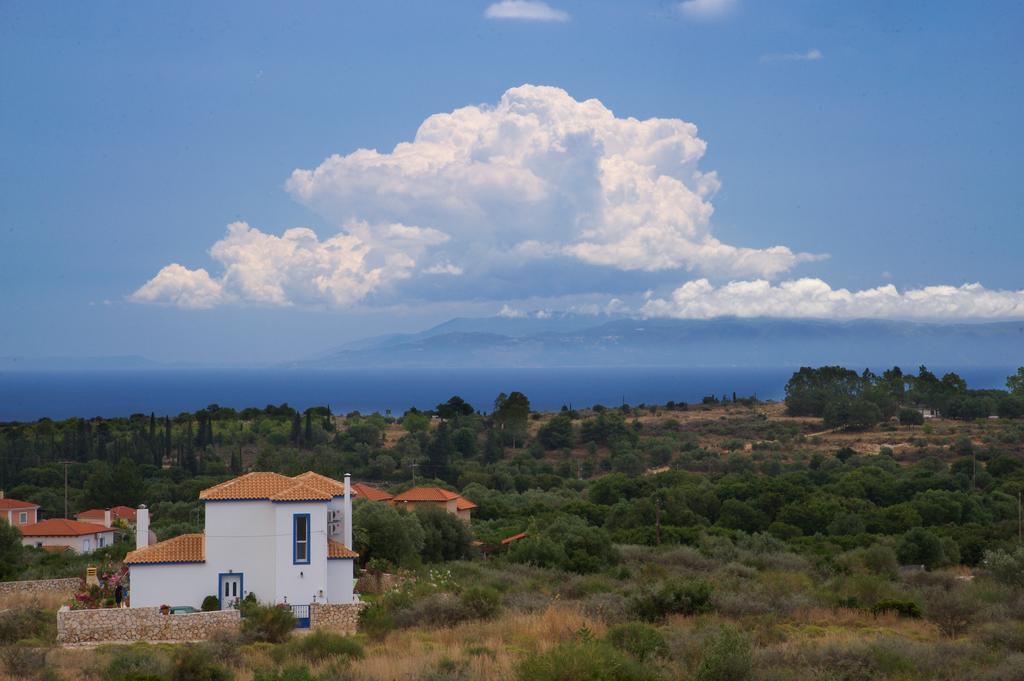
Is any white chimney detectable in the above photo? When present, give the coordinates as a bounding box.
[103,509,111,528]
[136,505,150,549]
[343,474,353,549]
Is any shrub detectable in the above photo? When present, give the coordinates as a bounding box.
[695,626,753,681]
[287,630,364,663]
[460,586,502,620]
[0,606,53,644]
[899,408,925,426]
[516,641,660,681]
[632,579,713,622]
[171,645,230,681]
[101,644,171,681]
[923,587,979,638]
[984,547,1024,588]
[359,601,394,640]
[201,595,220,612]
[240,602,295,643]
[606,623,668,661]
[872,599,923,619]
[253,666,316,681]
[0,644,48,679]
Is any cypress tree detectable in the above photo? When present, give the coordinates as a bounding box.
[304,411,313,446]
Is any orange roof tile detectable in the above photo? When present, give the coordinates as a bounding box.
[200,472,296,500]
[293,471,347,496]
[352,482,393,502]
[455,497,478,511]
[269,482,333,502]
[0,498,39,510]
[18,518,111,537]
[501,531,528,545]
[327,539,359,559]
[200,471,347,502]
[125,533,205,564]
[392,487,462,503]
[76,505,138,522]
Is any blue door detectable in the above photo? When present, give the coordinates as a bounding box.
[291,604,310,628]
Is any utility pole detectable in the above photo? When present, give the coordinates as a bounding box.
[1018,491,1022,543]
[58,460,71,518]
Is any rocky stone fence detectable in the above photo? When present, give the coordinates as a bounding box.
[0,577,80,597]
[57,606,240,644]
[309,602,366,635]
[356,571,408,594]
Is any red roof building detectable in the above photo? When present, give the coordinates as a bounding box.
[352,482,393,502]
[0,496,40,528]
[75,505,138,527]
[390,487,477,522]
[18,518,115,555]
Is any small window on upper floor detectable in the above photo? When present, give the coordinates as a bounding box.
[293,514,310,564]
[18,512,27,523]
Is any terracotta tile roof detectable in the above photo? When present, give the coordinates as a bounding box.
[200,471,345,502]
[0,498,39,510]
[294,471,347,497]
[392,487,462,503]
[455,497,478,511]
[125,533,205,564]
[327,539,359,559]
[76,505,138,522]
[501,531,528,545]
[352,482,393,502]
[19,518,112,537]
[269,482,333,502]
[200,472,296,500]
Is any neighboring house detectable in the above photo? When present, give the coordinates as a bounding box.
[0,494,40,528]
[352,482,393,502]
[124,471,359,612]
[18,518,115,554]
[390,487,477,523]
[76,505,138,528]
[918,408,940,419]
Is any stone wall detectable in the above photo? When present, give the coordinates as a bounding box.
[0,577,80,597]
[309,602,365,635]
[356,571,408,594]
[57,606,240,644]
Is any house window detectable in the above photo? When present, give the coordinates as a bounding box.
[18,512,27,524]
[293,514,310,564]
[99,536,106,548]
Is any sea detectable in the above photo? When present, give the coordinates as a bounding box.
[0,366,1016,422]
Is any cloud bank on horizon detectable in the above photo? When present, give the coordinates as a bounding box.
[131,85,1024,321]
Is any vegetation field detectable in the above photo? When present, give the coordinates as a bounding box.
[2,365,1024,680]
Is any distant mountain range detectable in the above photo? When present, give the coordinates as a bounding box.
[293,315,1024,369]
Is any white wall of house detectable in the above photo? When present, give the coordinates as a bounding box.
[204,500,277,605]
[21,530,114,554]
[326,559,355,604]
[129,563,210,608]
[274,501,328,606]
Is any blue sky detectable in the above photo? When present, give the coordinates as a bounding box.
[2,1,1022,363]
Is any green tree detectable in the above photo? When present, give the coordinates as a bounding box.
[0,520,23,579]
[493,392,530,448]
[352,501,425,568]
[1008,367,1024,396]
[538,414,574,450]
[416,505,470,562]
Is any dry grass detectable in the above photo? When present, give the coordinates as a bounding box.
[0,591,69,612]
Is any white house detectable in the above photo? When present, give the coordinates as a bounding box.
[18,518,115,554]
[124,471,358,614]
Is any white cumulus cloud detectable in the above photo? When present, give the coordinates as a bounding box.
[131,220,445,308]
[131,264,228,310]
[485,1,569,22]
[641,278,1024,320]
[676,0,737,20]
[287,84,819,281]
